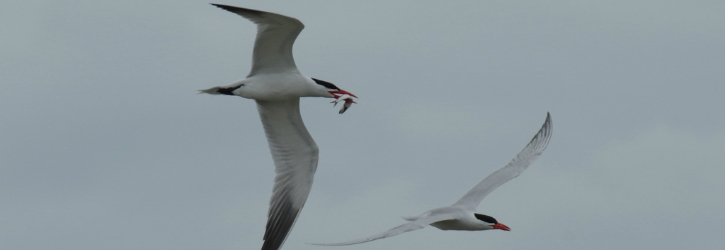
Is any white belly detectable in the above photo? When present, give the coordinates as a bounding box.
[239,73,319,101]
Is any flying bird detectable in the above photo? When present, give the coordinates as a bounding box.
[312,113,552,246]
[200,4,357,250]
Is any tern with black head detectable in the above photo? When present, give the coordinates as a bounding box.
[200,4,357,250]
[311,113,552,246]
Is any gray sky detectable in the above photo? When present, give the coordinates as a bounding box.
[2,0,724,249]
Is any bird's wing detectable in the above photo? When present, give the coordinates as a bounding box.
[309,214,455,246]
[212,4,304,76]
[256,99,319,250]
[453,112,553,209]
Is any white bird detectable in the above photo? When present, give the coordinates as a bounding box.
[312,113,552,246]
[200,4,357,250]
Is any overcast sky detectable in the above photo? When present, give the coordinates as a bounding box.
[2,0,724,249]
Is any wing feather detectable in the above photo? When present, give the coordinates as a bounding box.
[212,4,304,76]
[310,214,455,246]
[256,99,318,250]
[453,113,553,209]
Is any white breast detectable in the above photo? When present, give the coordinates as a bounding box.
[235,73,328,101]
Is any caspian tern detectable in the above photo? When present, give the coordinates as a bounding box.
[312,113,552,246]
[200,4,357,250]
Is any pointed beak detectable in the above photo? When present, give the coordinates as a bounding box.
[493,223,511,231]
[329,89,358,99]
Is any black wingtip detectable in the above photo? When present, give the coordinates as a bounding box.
[542,112,553,141]
[210,3,233,11]
[210,3,266,15]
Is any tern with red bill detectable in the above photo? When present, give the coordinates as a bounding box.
[200,4,357,250]
[312,113,552,246]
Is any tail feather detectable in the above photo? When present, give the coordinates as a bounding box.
[401,211,431,221]
[401,216,417,221]
[199,84,242,95]
[198,86,223,95]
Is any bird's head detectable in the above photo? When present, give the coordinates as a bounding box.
[312,78,358,114]
[474,213,511,231]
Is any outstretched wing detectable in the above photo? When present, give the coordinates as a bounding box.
[453,112,553,209]
[309,214,455,246]
[256,99,319,250]
[212,4,304,76]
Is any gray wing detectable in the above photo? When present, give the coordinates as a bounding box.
[309,214,455,246]
[256,99,319,250]
[453,112,553,209]
[212,4,304,76]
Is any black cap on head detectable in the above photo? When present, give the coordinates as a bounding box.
[474,213,498,224]
[311,78,340,90]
